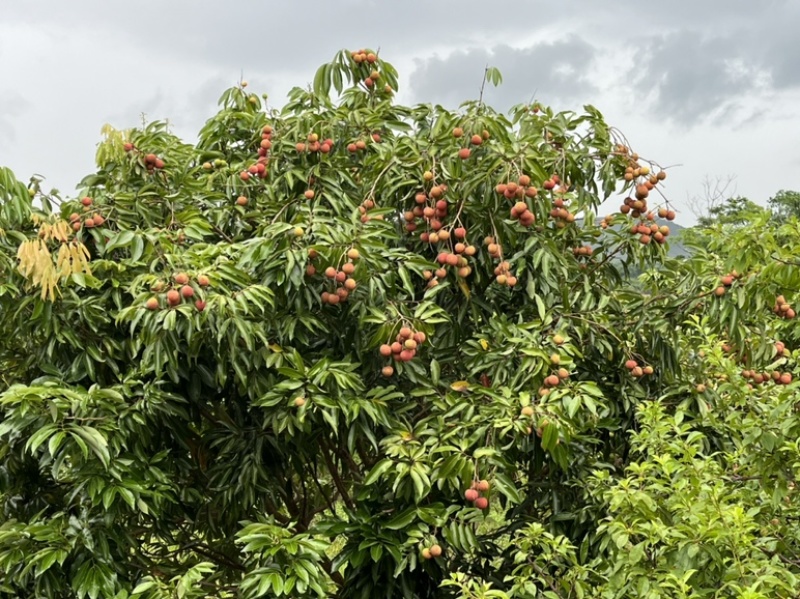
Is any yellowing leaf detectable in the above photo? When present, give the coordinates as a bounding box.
[269,344,283,353]
[450,381,471,392]
[479,339,490,351]
[16,236,92,302]
[458,279,471,299]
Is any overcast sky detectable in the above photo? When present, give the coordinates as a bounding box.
[2,1,799,225]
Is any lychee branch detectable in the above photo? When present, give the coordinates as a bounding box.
[320,437,356,510]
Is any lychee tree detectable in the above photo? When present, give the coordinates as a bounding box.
[1,49,800,599]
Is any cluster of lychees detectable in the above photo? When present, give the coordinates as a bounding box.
[349,48,393,95]
[544,368,570,388]
[238,124,272,184]
[454,127,490,159]
[378,326,427,376]
[346,139,368,153]
[146,273,209,312]
[142,152,165,173]
[482,237,517,287]
[599,214,615,229]
[509,200,535,227]
[546,180,577,228]
[463,479,490,509]
[357,197,384,223]
[307,248,360,306]
[624,358,654,378]
[572,244,594,258]
[295,132,335,155]
[491,260,517,287]
[615,144,667,192]
[495,175,537,227]
[774,294,796,319]
[69,197,106,231]
[404,173,480,287]
[535,353,573,397]
[628,219,671,245]
[741,368,793,386]
[720,340,794,387]
[123,142,165,174]
[420,543,442,560]
[436,249,472,277]
[614,147,677,245]
[713,270,742,296]
[412,177,449,244]
[423,244,474,289]
[495,175,538,200]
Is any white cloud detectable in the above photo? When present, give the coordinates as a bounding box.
[0,0,797,224]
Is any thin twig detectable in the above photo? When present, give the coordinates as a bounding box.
[478,65,489,108]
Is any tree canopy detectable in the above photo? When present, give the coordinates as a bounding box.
[2,49,800,599]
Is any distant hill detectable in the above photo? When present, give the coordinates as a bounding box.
[664,221,689,258]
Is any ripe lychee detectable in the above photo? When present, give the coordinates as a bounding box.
[167,290,181,306]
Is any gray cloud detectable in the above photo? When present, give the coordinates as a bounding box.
[101,75,235,136]
[0,91,30,150]
[0,0,799,222]
[631,2,800,125]
[764,4,800,89]
[5,0,797,124]
[0,1,538,74]
[632,32,760,125]
[408,38,598,112]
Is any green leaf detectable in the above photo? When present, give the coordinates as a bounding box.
[430,359,440,386]
[104,229,135,253]
[70,425,110,467]
[364,458,393,485]
[541,423,558,452]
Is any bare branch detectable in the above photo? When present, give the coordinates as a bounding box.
[688,174,738,220]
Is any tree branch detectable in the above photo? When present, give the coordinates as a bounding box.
[320,437,355,510]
